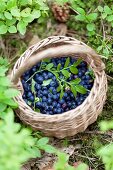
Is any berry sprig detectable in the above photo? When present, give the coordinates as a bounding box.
[22,57,94,115]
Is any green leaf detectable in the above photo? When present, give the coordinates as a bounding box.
[42,144,56,153]
[87,13,98,21]
[32,9,41,19]
[8,25,17,33]
[19,0,32,6]
[0,77,10,86]
[70,66,78,74]
[57,63,61,71]
[102,13,107,19]
[104,6,112,14]
[22,15,34,23]
[98,6,103,12]
[42,79,52,86]
[11,7,20,17]
[21,8,31,17]
[0,2,6,12]
[0,13,5,20]
[46,63,54,70]
[73,58,82,67]
[2,98,18,107]
[7,0,17,10]
[76,163,88,170]
[0,103,7,112]
[70,78,81,85]
[75,14,86,21]
[17,20,26,35]
[31,79,35,93]
[86,23,95,31]
[57,84,62,92]
[61,70,71,78]
[0,23,7,34]
[107,15,113,22]
[71,85,77,97]
[76,7,85,15]
[6,18,16,26]
[75,85,87,94]
[0,66,8,76]
[43,58,51,63]
[4,11,12,20]
[37,137,49,146]
[60,88,64,100]
[4,88,19,98]
[64,57,70,68]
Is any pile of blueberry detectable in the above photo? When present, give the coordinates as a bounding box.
[22,57,94,115]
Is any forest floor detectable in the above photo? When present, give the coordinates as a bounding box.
[0,20,113,170]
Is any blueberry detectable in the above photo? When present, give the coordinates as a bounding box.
[42,90,48,96]
[48,106,53,111]
[27,91,33,97]
[77,101,82,106]
[84,85,88,89]
[50,81,57,87]
[80,97,84,102]
[42,86,47,90]
[67,102,72,107]
[73,75,78,79]
[65,107,69,111]
[45,105,49,111]
[22,94,26,99]
[23,75,30,81]
[48,98,52,104]
[37,93,43,98]
[35,101,42,108]
[66,96,71,101]
[87,84,92,89]
[78,72,83,77]
[31,66,37,73]
[49,111,54,115]
[52,76,56,81]
[85,75,91,80]
[49,86,54,92]
[35,83,41,90]
[70,93,74,99]
[28,95,34,102]
[23,82,31,91]
[52,101,57,107]
[62,103,67,109]
[37,76,44,83]
[48,93,53,98]
[48,72,53,78]
[80,61,87,67]
[42,102,47,108]
[53,108,57,114]
[57,103,61,108]
[63,92,68,98]
[52,89,57,94]
[53,94,59,100]
[57,108,62,114]
[42,96,47,102]
[59,99,65,104]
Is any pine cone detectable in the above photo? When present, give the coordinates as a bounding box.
[51,3,70,22]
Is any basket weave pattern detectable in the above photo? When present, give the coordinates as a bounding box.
[11,36,107,138]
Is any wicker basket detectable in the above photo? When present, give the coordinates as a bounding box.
[11,36,107,138]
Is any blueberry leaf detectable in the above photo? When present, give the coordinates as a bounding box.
[69,78,81,85]
[64,57,70,68]
[43,58,51,63]
[0,103,7,112]
[35,97,40,102]
[71,85,77,97]
[60,88,64,100]
[35,108,40,113]
[57,63,61,71]
[57,83,62,92]
[75,85,87,94]
[73,58,82,67]
[70,66,78,74]
[42,79,52,86]
[31,79,36,93]
[46,63,54,70]
[61,70,71,78]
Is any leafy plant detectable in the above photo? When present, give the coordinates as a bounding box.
[0,57,19,118]
[97,120,113,170]
[27,58,88,100]
[0,0,49,35]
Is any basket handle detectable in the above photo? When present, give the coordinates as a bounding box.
[12,44,105,84]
